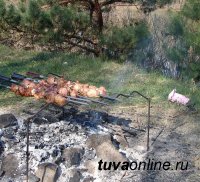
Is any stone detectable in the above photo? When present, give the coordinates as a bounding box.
[0,170,5,177]
[84,160,99,175]
[29,173,40,182]
[194,156,200,169]
[121,126,137,136]
[95,142,127,162]
[82,176,95,182]
[0,129,3,136]
[62,147,84,168]
[0,114,17,128]
[35,162,58,182]
[82,149,96,161]
[86,134,112,149]
[1,154,19,178]
[32,149,50,162]
[67,169,81,182]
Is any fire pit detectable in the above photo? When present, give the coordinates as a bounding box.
[0,72,151,182]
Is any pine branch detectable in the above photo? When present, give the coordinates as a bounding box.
[66,39,100,56]
[68,34,98,45]
[100,0,135,7]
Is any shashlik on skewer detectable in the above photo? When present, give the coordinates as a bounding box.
[1,81,89,106]
[12,76,109,105]
[0,74,90,106]
[12,72,107,98]
[26,72,118,101]
[1,71,117,106]
[10,72,117,102]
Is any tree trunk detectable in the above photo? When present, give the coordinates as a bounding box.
[94,0,103,33]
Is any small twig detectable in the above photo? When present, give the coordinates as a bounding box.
[150,127,164,147]
[120,171,127,181]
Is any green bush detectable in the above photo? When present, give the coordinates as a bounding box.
[165,47,186,63]
[4,5,21,27]
[157,0,173,7]
[166,0,200,80]
[0,0,6,18]
[101,22,149,58]
[182,0,200,21]
[168,14,184,38]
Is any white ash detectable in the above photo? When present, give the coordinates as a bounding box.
[0,108,149,182]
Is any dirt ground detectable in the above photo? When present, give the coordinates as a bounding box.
[94,104,200,181]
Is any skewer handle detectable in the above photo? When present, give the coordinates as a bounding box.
[27,71,62,79]
[11,72,27,80]
[26,72,46,79]
[12,73,39,83]
[48,72,62,78]
[0,74,18,84]
[0,83,11,89]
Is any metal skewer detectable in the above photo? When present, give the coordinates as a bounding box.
[77,96,109,105]
[11,72,39,83]
[0,83,11,89]
[67,98,89,105]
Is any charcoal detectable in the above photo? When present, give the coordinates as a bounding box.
[0,107,146,182]
[67,169,82,182]
[0,114,18,129]
[62,147,84,168]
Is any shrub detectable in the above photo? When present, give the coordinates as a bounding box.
[168,14,184,38]
[182,0,200,21]
[101,22,149,58]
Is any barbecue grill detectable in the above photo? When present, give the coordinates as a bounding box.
[0,71,151,182]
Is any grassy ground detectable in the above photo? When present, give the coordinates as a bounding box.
[0,44,199,109]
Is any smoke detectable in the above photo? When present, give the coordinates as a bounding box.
[110,61,134,93]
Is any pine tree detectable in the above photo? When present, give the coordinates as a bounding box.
[175,0,200,80]
[0,0,6,18]
[0,0,171,57]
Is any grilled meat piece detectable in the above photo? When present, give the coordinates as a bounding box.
[86,88,99,98]
[54,94,67,106]
[10,84,19,93]
[57,77,67,87]
[98,86,106,96]
[47,76,57,85]
[70,90,78,97]
[58,87,69,97]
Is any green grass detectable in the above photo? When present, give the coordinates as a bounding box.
[0,44,199,109]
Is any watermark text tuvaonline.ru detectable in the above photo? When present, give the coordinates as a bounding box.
[98,159,189,171]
